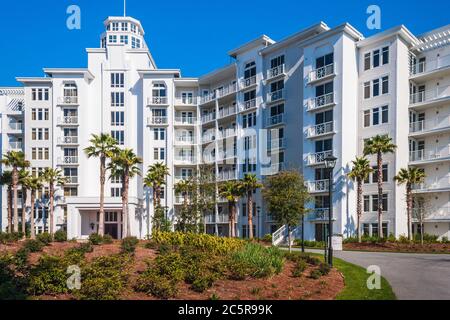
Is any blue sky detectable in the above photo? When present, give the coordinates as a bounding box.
[0,0,449,86]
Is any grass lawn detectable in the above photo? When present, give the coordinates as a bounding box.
[309,253,396,300]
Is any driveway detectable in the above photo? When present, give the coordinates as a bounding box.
[305,249,450,300]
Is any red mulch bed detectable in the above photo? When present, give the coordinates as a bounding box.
[344,242,450,254]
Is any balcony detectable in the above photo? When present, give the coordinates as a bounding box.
[307,180,330,194]
[58,156,79,166]
[64,176,79,185]
[266,114,284,127]
[409,85,450,109]
[147,97,168,105]
[218,105,237,119]
[241,76,257,90]
[9,122,23,131]
[413,180,450,193]
[174,155,196,165]
[217,170,238,182]
[174,116,197,126]
[264,163,285,175]
[217,82,237,99]
[174,135,195,145]
[307,150,333,166]
[216,214,229,224]
[147,116,168,126]
[268,138,286,151]
[9,142,23,150]
[202,133,216,144]
[308,63,335,85]
[57,136,79,145]
[410,54,450,80]
[58,96,79,105]
[201,113,216,124]
[307,121,335,139]
[217,129,237,140]
[174,96,197,106]
[57,116,79,126]
[409,116,450,137]
[308,208,336,221]
[218,151,237,162]
[267,89,285,104]
[242,99,257,111]
[266,65,285,81]
[174,175,193,183]
[200,92,216,105]
[307,93,335,112]
[204,214,216,224]
[409,148,450,164]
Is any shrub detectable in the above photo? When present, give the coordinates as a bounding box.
[121,237,139,254]
[262,234,273,243]
[27,255,70,296]
[387,234,396,243]
[305,255,320,266]
[36,233,53,246]
[398,235,410,244]
[309,269,322,280]
[153,253,185,281]
[54,230,67,243]
[0,232,22,244]
[190,272,216,293]
[88,233,103,245]
[23,239,44,253]
[318,263,331,276]
[294,240,326,248]
[442,236,449,244]
[0,254,27,300]
[292,260,307,278]
[14,248,31,271]
[102,234,114,244]
[135,269,178,299]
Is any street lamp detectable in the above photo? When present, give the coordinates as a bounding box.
[324,155,337,267]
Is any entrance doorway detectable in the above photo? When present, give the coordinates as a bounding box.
[315,223,329,242]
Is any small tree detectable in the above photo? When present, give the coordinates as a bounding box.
[241,174,262,239]
[174,179,194,233]
[263,171,311,252]
[28,177,43,240]
[41,168,68,235]
[0,171,13,233]
[412,197,439,245]
[219,180,243,237]
[19,169,31,236]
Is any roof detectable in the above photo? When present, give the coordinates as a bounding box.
[228,35,275,58]
[412,24,450,52]
[104,16,145,35]
[16,77,53,84]
[357,25,418,48]
[138,69,181,78]
[43,68,95,80]
[198,63,236,85]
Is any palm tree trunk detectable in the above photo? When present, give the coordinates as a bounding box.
[288,224,292,253]
[357,179,362,243]
[248,191,254,239]
[122,172,130,238]
[22,188,27,236]
[30,190,36,240]
[231,202,236,238]
[98,156,106,236]
[12,167,19,233]
[377,152,384,239]
[7,186,12,233]
[228,201,233,238]
[49,184,54,235]
[407,185,413,241]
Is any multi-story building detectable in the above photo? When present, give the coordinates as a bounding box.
[1,14,449,241]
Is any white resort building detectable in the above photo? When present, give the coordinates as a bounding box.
[1,15,450,242]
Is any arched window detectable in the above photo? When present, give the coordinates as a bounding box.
[63,83,78,98]
[152,83,167,104]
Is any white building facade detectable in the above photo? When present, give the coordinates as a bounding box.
[1,15,449,241]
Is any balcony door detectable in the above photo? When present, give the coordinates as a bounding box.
[316,82,334,98]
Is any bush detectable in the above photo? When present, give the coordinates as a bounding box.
[153,253,185,281]
[23,239,44,253]
[318,263,331,276]
[135,269,178,299]
[442,237,449,244]
[262,234,273,243]
[0,232,22,244]
[54,230,67,243]
[190,272,216,293]
[305,255,321,266]
[309,269,322,280]
[121,237,139,254]
[294,240,326,248]
[89,233,103,245]
[398,235,410,244]
[0,254,27,300]
[292,260,307,278]
[36,233,53,246]
[27,255,70,296]
[102,234,114,244]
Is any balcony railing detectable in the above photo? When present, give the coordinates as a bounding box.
[241,76,257,89]
[202,133,215,144]
[175,96,197,105]
[307,121,334,138]
[410,54,450,76]
[265,163,285,175]
[58,96,78,105]
[308,93,335,111]
[175,135,195,144]
[218,151,237,161]
[409,86,450,105]
[204,214,216,224]
[148,97,168,105]
[217,129,237,140]
[309,63,335,83]
[218,105,237,119]
[148,116,168,125]
[409,148,450,163]
[200,92,216,105]
[58,136,79,145]
[267,64,285,80]
[307,150,333,166]
[413,180,450,192]
[216,214,229,223]
[309,208,332,221]
[268,138,286,151]
[174,175,193,183]
[174,155,196,164]
[307,180,330,193]
[266,114,284,127]
[9,123,23,131]
[243,99,257,111]
[201,113,216,124]
[267,89,285,103]
[174,116,196,125]
[410,116,450,134]
[64,176,79,184]
[58,116,79,125]
[9,142,23,150]
[58,156,79,165]
[217,171,238,182]
[217,83,237,98]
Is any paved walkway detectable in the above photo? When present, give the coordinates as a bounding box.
[304,249,450,300]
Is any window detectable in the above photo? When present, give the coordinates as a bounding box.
[315,139,332,153]
[242,158,257,173]
[111,73,125,88]
[111,188,122,198]
[242,225,257,239]
[121,22,128,31]
[382,106,389,123]
[64,187,78,197]
[242,112,257,128]
[371,165,389,183]
[31,148,50,160]
[364,46,389,71]
[111,131,124,145]
[109,35,117,43]
[270,80,284,94]
[154,148,165,160]
[31,88,49,101]
[111,175,122,184]
[120,35,128,44]
[153,128,166,141]
[363,224,370,236]
[244,90,256,102]
[32,128,49,141]
[364,82,371,99]
[111,92,125,107]
[244,61,256,80]
[372,194,388,212]
[364,77,389,99]
[152,83,167,98]
[131,24,136,33]
[315,82,334,98]
[364,106,389,127]
[364,110,371,127]
[382,76,389,94]
[382,46,389,65]
[112,22,119,31]
[270,55,285,69]
[111,111,125,126]
[372,223,389,237]
[373,79,380,97]
[364,53,371,71]
[316,53,334,68]
[373,49,380,68]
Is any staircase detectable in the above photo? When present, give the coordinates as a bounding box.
[272,225,302,246]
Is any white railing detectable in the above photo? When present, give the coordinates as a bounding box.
[410,147,450,162]
[241,76,257,89]
[308,92,335,111]
[174,155,196,164]
[410,85,450,105]
[58,116,78,125]
[267,64,285,80]
[307,121,334,138]
[200,92,216,104]
[203,154,216,163]
[218,151,237,161]
[174,135,195,144]
[413,180,450,192]
[309,63,335,83]
[307,150,333,166]
[148,116,168,125]
[309,208,331,221]
[65,176,79,184]
[174,116,196,125]
[268,138,286,151]
[217,171,238,182]
[243,99,257,110]
[410,54,450,76]
[266,114,284,127]
[218,105,237,119]
[307,179,330,193]
[9,142,23,150]
[175,96,197,105]
[217,214,229,223]
[58,156,79,165]
[202,133,215,144]
[58,96,78,105]
[272,225,287,246]
[267,89,285,103]
[217,82,237,98]
[201,112,216,124]
[58,136,79,144]
[217,129,237,140]
[410,116,450,134]
[9,122,23,130]
[148,97,168,105]
[266,163,285,175]
[174,175,192,183]
[204,214,215,224]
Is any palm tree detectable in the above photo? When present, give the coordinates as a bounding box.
[144,163,170,208]
[348,157,373,243]
[2,151,30,233]
[84,133,119,236]
[240,174,262,239]
[394,168,426,241]
[0,171,13,233]
[19,169,30,236]
[174,179,193,232]
[109,149,142,238]
[364,135,397,239]
[219,181,243,238]
[28,176,43,240]
[41,168,68,235]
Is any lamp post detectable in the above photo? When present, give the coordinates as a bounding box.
[324,155,337,267]
[257,206,261,238]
